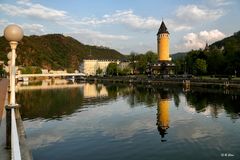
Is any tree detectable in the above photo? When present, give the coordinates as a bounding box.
[206,48,225,75]
[96,67,103,76]
[129,52,137,74]
[119,67,131,76]
[21,66,42,74]
[145,51,157,63]
[193,59,207,75]
[106,63,118,75]
[136,54,147,74]
[173,58,185,74]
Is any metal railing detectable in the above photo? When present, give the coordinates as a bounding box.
[11,108,21,160]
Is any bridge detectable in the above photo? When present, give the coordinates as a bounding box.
[16,73,86,78]
[16,83,85,91]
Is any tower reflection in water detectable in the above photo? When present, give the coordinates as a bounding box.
[156,89,171,142]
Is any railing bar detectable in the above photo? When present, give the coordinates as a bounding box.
[11,108,21,160]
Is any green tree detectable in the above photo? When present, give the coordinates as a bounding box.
[21,66,42,74]
[106,63,118,75]
[136,54,147,74]
[193,59,207,75]
[206,48,225,75]
[173,58,185,74]
[118,67,131,76]
[129,52,137,74]
[145,51,157,63]
[96,67,103,76]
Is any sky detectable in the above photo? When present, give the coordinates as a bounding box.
[0,0,239,54]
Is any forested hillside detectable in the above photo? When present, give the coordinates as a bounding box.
[0,34,124,71]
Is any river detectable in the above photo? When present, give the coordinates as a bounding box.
[17,82,240,160]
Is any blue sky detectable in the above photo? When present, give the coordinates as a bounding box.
[0,0,239,54]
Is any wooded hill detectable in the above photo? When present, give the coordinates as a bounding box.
[173,30,240,75]
[0,34,124,71]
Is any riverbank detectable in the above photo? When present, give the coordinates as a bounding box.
[85,76,240,89]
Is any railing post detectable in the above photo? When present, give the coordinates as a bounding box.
[5,105,12,149]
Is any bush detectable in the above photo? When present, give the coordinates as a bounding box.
[21,66,42,74]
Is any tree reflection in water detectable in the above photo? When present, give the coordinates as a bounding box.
[17,83,240,131]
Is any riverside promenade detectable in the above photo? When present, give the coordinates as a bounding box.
[0,78,10,159]
[0,78,32,160]
[86,76,240,89]
[0,79,8,121]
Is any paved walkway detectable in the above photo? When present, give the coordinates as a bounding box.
[0,78,10,160]
[0,79,8,122]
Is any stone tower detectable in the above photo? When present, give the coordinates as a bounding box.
[157,21,171,61]
[150,20,175,76]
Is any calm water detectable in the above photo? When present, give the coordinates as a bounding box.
[17,82,240,160]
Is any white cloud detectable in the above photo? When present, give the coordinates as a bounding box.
[166,19,192,31]
[0,19,8,26]
[183,33,205,49]
[199,29,226,42]
[21,23,45,35]
[210,0,233,6]
[0,2,68,21]
[71,29,129,41]
[183,29,226,50]
[79,10,193,32]
[176,5,224,23]
[17,0,31,3]
[79,10,161,30]
[68,29,130,48]
[0,1,130,49]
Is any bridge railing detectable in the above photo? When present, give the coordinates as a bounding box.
[11,108,21,160]
[6,106,22,160]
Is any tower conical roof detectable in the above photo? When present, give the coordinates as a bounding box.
[157,21,169,35]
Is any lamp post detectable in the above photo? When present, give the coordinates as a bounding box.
[4,24,23,149]
[4,24,23,106]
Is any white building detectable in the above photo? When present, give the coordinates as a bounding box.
[79,59,131,76]
[79,59,121,76]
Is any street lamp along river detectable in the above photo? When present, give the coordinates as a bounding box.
[4,24,23,106]
[3,24,23,152]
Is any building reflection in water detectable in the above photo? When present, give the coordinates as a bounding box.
[82,83,108,98]
[156,89,171,142]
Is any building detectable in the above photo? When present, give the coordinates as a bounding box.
[79,59,121,76]
[151,21,175,75]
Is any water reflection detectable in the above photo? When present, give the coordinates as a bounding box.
[17,82,240,160]
[17,82,240,122]
[83,83,108,98]
[185,89,240,120]
[156,89,171,142]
